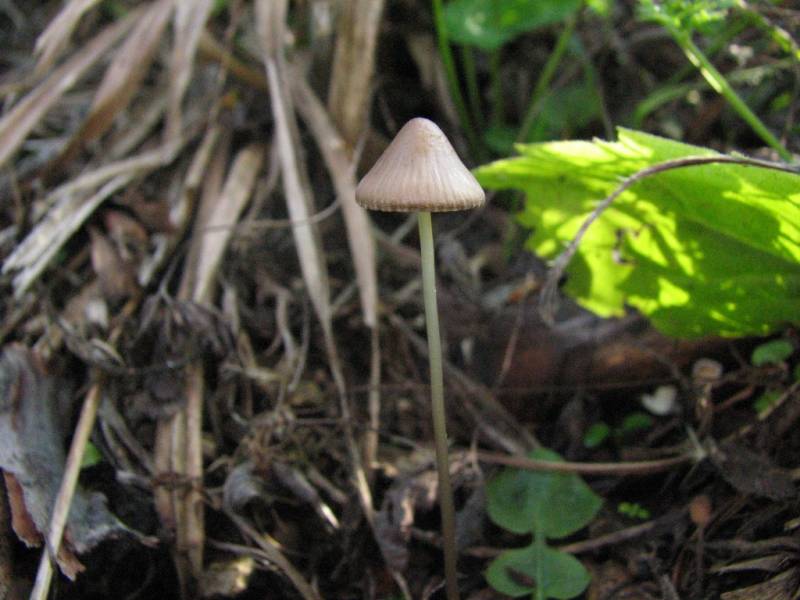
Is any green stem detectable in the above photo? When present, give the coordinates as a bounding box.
[517,10,578,143]
[668,26,792,162]
[461,45,484,131]
[418,211,459,600]
[489,48,502,126]
[431,0,484,161]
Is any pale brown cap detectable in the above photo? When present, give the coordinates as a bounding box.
[355,118,486,212]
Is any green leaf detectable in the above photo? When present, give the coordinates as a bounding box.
[487,448,602,537]
[751,339,794,366]
[586,0,613,17]
[616,412,654,438]
[526,80,601,142]
[474,128,800,338]
[444,0,583,50]
[486,543,591,599]
[617,501,651,520]
[484,122,518,155]
[753,389,781,415]
[638,0,733,36]
[81,442,103,469]
[583,422,610,448]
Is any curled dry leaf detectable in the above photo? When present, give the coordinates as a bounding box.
[88,226,138,302]
[222,462,264,513]
[200,555,255,599]
[223,461,339,530]
[0,345,143,579]
[375,467,439,572]
[103,209,149,262]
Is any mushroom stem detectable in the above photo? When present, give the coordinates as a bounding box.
[417,210,459,600]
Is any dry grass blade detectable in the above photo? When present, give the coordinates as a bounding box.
[257,0,375,523]
[225,511,322,600]
[168,0,215,141]
[0,8,139,170]
[324,0,385,482]
[291,72,377,328]
[257,0,330,328]
[327,0,386,146]
[33,0,103,77]
[156,142,262,593]
[3,143,182,297]
[30,382,104,600]
[291,72,384,480]
[182,143,264,304]
[56,0,174,167]
[198,32,269,92]
[6,174,132,297]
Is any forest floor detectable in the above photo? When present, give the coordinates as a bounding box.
[1,1,800,599]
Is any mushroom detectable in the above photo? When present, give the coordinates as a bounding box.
[356,117,485,600]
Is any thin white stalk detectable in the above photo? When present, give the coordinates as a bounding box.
[418,211,459,600]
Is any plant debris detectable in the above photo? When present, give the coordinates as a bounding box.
[0,1,799,599]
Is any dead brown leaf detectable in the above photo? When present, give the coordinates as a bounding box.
[375,463,439,572]
[0,345,138,579]
[720,567,800,600]
[88,226,137,302]
[709,440,796,500]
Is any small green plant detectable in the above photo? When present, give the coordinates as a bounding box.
[433,0,609,156]
[80,441,104,469]
[583,410,657,449]
[486,448,602,599]
[582,422,610,448]
[617,501,651,520]
[753,389,781,415]
[751,339,794,367]
[615,412,654,440]
[442,0,583,51]
[638,0,791,161]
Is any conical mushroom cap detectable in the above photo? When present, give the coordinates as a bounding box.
[356,118,486,212]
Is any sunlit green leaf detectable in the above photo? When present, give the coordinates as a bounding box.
[474,128,800,337]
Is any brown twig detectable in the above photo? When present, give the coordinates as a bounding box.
[474,449,696,476]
